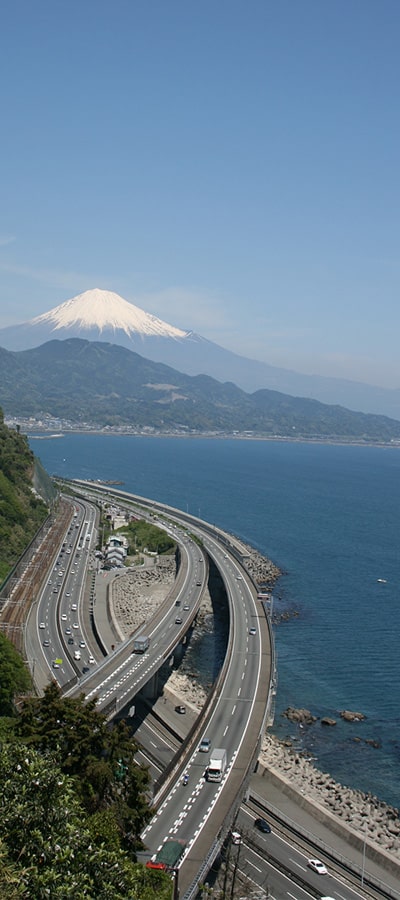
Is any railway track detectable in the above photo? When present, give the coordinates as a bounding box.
[0,497,74,653]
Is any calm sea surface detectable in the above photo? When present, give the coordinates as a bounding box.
[30,434,400,808]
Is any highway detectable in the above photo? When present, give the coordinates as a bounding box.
[23,483,399,900]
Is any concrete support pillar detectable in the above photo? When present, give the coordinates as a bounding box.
[141,671,159,701]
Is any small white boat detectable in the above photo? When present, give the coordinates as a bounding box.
[377,578,387,584]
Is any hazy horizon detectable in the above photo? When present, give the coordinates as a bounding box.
[1,2,399,389]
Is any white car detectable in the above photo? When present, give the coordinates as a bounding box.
[61,613,67,621]
[39,622,45,629]
[71,603,77,611]
[72,622,79,629]
[308,859,328,875]
[79,640,86,648]
[88,655,95,664]
[231,831,242,845]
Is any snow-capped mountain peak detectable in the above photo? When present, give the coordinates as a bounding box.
[30,288,188,340]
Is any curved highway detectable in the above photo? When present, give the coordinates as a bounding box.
[24,483,398,900]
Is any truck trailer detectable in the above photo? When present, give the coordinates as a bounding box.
[146,839,186,871]
[206,747,227,782]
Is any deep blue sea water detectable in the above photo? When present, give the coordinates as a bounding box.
[30,434,400,808]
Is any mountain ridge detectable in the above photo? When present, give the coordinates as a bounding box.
[1,288,400,420]
[2,338,400,443]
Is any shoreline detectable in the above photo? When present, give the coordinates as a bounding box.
[108,546,400,861]
[21,422,400,449]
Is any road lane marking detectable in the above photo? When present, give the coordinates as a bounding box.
[246,860,262,873]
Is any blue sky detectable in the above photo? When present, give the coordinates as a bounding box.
[1,0,399,388]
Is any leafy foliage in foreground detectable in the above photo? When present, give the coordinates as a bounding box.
[0,743,170,900]
[0,408,49,582]
[16,682,152,847]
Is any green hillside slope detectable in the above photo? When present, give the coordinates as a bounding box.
[0,410,49,582]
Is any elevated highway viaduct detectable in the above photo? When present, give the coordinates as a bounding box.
[64,481,276,897]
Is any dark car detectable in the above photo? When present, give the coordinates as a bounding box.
[82,666,90,674]
[254,818,271,834]
[175,705,186,714]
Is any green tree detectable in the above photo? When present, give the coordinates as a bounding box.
[0,633,31,716]
[0,742,165,899]
[0,409,49,581]
[16,682,152,847]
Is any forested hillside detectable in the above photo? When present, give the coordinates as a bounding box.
[0,409,49,582]
[2,339,400,440]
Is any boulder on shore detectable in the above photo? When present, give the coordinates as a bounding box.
[321,716,337,726]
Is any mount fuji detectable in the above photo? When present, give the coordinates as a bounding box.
[0,287,399,420]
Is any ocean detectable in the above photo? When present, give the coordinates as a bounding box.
[29,433,400,809]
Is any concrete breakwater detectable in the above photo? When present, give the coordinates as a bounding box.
[107,549,400,862]
[258,734,400,862]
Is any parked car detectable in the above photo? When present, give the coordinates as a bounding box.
[254,818,271,834]
[231,831,242,845]
[175,705,186,714]
[308,859,328,875]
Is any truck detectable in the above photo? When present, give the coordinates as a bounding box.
[146,839,186,871]
[206,747,227,782]
[133,634,150,654]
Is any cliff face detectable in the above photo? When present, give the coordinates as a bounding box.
[0,410,49,582]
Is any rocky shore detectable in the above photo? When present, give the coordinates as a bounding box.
[108,546,400,860]
[259,734,400,858]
